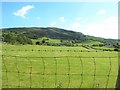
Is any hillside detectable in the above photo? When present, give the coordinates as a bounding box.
[2,27,87,41]
[1,27,119,48]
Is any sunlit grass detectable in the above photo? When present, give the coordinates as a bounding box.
[2,44,118,88]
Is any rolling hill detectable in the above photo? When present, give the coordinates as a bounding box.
[1,27,119,48]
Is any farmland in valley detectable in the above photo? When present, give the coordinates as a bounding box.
[2,44,118,88]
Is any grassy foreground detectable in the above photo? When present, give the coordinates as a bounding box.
[2,44,118,88]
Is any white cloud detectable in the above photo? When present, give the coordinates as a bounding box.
[50,17,66,26]
[50,21,56,26]
[14,5,34,18]
[71,22,81,30]
[70,17,82,30]
[75,17,82,21]
[59,17,66,22]
[82,16,118,39]
[97,9,106,15]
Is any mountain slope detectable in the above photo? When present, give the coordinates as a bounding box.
[1,27,119,46]
[2,27,87,41]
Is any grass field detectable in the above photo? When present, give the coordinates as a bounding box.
[2,44,118,88]
[92,46,115,51]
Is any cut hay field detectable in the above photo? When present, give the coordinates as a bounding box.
[2,44,118,88]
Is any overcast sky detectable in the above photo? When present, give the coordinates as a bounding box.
[1,2,118,39]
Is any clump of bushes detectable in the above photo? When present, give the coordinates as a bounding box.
[2,33,32,45]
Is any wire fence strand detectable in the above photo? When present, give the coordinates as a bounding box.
[15,56,20,88]
[93,57,96,88]
[2,55,8,88]
[42,57,45,89]
[105,57,112,89]
[67,56,70,89]
[2,55,118,88]
[54,57,57,88]
[79,56,83,89]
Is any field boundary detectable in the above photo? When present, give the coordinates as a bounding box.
[2,49,118,52]
[2,54,119,58]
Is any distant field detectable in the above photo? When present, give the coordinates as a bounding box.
[2,44,118,88]
[92,46,115,51]
[80,41,103,46]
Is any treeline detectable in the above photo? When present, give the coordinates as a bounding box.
[2,33,32,45]
[35,39,75,46]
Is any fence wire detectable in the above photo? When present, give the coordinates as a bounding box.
[2,55,118,88]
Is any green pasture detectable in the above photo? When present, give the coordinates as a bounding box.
[92,46,115,51]
[81,41,103,46]
[2,44,118,88]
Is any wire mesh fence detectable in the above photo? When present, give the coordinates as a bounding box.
[2,55,118,88]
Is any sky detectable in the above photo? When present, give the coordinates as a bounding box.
[1,2,118,39]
